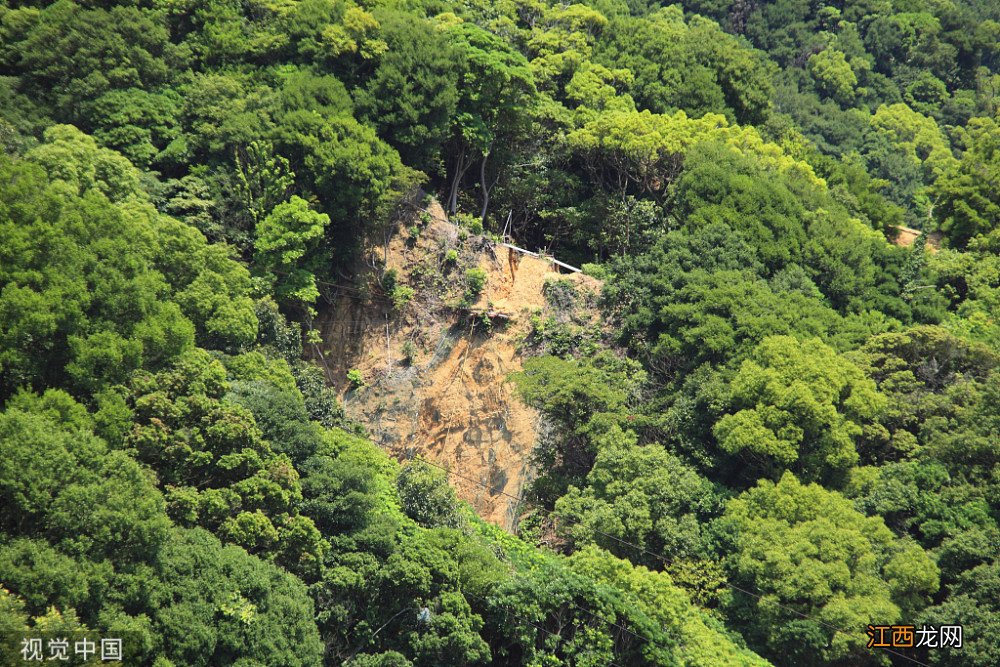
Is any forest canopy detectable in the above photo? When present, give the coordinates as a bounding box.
[2,0,1000,666]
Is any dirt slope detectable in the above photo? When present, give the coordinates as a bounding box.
[310,201,600,528]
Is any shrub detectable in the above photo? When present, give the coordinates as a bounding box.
[382,268,398,292]
[543,278,578,312]
[397,460,462,528]
[401,340,416,363]
[453,212,483,235]
[464,267,488,304]
[466,267,487,294]
[390,284,414,311]
[347,368,366,388]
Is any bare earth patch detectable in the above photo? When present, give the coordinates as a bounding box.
[310,200,598,528]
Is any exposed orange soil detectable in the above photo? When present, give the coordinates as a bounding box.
[311,201,599,528]
[891,225,941,252]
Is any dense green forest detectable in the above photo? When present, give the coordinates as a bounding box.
[1,0,999,665]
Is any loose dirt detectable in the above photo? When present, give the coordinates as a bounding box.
[310,200,599,528]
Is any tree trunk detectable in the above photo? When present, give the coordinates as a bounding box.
[479,150,491,222]
[448,151,473,215]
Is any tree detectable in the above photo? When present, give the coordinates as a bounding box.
[443,21,536,218]
[153,527,323,667]
[713,336,887,483]
[808,48,858,105]
[254,196,330,308]
[865,103,956,223]
[718,472,938,666]
[85,87,181,167]
[854,325,1000,459]
[554,436,723,566]
[275,109,417,255]
[125,349,322,569]
[10,2,174,120]
[0,148,189,395]
[513,354,642,500]
[396,461,463,530]
[918,559,1000,666]
[25,123,142,201]
[356,12,461,173]
[0,389,170,560]
[934,116,1000,246]
[234,139,295,227]
[154,217,258,353]
[565,547,772,667]
[671,141,807,269]
[566,109,729,200]
[594,7,776,124]
[176,72,273,162]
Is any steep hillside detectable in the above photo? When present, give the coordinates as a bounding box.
[311,200,600,527]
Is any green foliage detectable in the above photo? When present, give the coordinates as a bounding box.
[513,354,644,501]
[603,224,878,371]
[719,473,938,666]
[381,268,416,310]
[125,350,326,573]
[935,116,1000,246]
[86,88,181,167]
[356,11,460,171]
[0,389,323,667]
[0,390,168,562]
[396,461,463,530]
[224,353,325,464]
[235,140,295,226]
[462,267,487,304]
[254,195,331,307]
[594,7,776,124]
[26,123,142,201]
[713,336,887,483]
[452,212,483,235]
[347,368,367,389]
[9,2,173,117]
[808,48,858,105]
[3,0,1000,664]
[853,325,1000,459]
[152,527,323,667]
[554,435,723,566]
[918,559,1000,666]
[401,340,417,365]
[275,109,417,254]
[0,145,201,396]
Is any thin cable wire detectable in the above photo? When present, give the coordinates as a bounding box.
[341,593,628,665]
[413,455,932,667]
[343,606,414,662]
[463,590,628,667]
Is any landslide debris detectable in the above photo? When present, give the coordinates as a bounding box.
[311,199,601,528]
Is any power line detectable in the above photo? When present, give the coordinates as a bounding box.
[463,590,628,667]
[411,455,932,667]
[341,592,629,666]
[343,606,415,663]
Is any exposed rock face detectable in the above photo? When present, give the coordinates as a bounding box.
[310,201,599,528]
